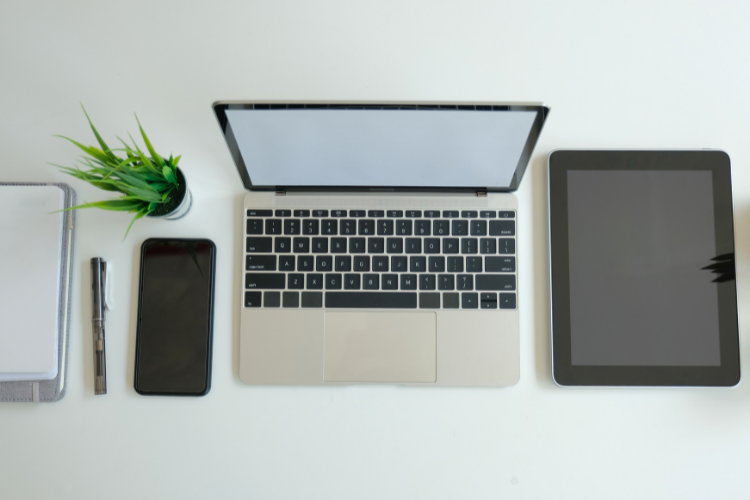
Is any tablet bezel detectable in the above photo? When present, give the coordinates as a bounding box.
[549,150,740,386]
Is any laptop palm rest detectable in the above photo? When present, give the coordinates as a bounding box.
[323,312,437,383]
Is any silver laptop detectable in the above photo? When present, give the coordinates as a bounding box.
[213,102,548,386]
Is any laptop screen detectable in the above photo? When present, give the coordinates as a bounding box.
[215,104,547,191]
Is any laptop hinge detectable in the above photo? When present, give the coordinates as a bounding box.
[275,190,286,196]
[476,191,487,197]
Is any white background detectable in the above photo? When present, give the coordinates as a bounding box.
[2,1,750,498]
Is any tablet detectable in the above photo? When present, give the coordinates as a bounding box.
[549,150,739,386]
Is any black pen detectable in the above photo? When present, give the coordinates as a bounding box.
[91,258,107,395]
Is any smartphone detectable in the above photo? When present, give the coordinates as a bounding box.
[134,238,216,396]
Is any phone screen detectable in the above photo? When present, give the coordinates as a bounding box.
[135,238,215,396]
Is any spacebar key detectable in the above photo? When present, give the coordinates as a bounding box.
[326,292,417,308]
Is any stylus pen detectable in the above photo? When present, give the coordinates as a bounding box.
[91,258,107,395]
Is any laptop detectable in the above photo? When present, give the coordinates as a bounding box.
[213,102,548,386]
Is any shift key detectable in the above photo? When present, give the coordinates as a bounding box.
[245,273,286,289]
[247,237,272,253]
[476,275,516,291]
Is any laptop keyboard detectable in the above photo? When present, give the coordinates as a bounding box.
[244,209,517,310]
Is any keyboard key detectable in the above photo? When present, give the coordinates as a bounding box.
[344,274,361,289]
[405,238,421,253]
[486,256,515,272]
[498,238,515,254]
[447,256,464,272]
[433,220,450,236]
[247,209,272,217]
[302,219,319,235]
[325,292,417,309]
[275,209,291,217]
[443,238,459,254]
[452,220,468,235]
[396,220,412,235]
[312,237,328,253]
[331,210,347,217]
[322,219,338,235]
[476,275,516,291]
[406,210,422,218]
[301,291,323,308]
[387,237,403,253]
[349,238,366,253]
[275,237,291,253]
[489,220,515,236]
[279,255,295,271]
[414,220,431,235]
[283,291,299,307]
[429,256,445,273]
[400,274,417,290]
[419,275,436,290]
[461,238,478,254]
[353,256,370,272]
[340,219,356,235]
[298,255,314,271]
[335,256,352,272]
[438,274,454,290]
[424,210,440,218]
[246,237,272,253]
[368,210,385,217]
[480,292,497,309]
[247,219,263,234]
[284,219,300,235]
[294,209,310,217]
[387,210,403,217]
[424,238,440,254]
[457,274,474,291]
[379,274,397,290]
[358,219,375,235]
[466,257,482,272]
[263,291,280,308]
[419,292,440,308]
[470,220,487,236]
[316,255,333,272]
[245,273,285,289]
[480,238,496,254]
[288,273,304,289]
[246,255,276,271]
[368,237,384,253]
[461,210,478,218]
[350,210,366,217]
[307,274,323,289]
[326,274,342,289]
[245,291,262,307]
[377,219,394,235]
[443,292,459,309]
[391,256,407,272]
[462,293,478,309]
[331,237,347,253]
[363,274,379,289]
[410,256,426,273]
[500,293,516,309]
[443,210,459,218]
[498,211,515,219]
[480,210,496,218]
[372,256,388,272]
[293,237,310,253]
[312,209,328,217]
[265,219,282,234]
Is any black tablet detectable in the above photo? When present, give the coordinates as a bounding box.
[549,150,739,386]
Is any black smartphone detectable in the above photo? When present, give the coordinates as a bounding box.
[134,238,216,396]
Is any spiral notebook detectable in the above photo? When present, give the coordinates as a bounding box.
[0,183,75,402]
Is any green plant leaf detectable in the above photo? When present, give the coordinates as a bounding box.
[81,105,118,163]
[128,132,158,172]
[62,199,144,212]
[172,155,181,166]
[55,135,112,164]
[123,207,149,240]
[162,166,176,184]
[135,114,166,168]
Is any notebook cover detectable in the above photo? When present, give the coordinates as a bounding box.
[0,182,75,402]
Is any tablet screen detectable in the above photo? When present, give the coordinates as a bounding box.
[567,170,720,366]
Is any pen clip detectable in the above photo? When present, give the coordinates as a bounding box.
[103,262,113,311]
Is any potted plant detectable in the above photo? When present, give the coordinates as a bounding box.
[53,107,191,237]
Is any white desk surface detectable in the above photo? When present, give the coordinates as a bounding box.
[2,1,750,498]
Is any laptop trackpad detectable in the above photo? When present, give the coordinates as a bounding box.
[324,312,437,383]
